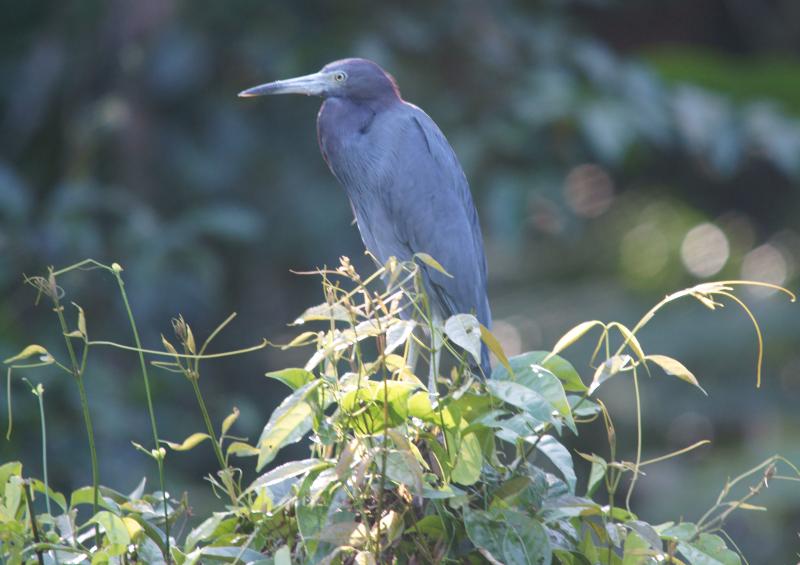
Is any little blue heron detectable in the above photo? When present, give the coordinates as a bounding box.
[239,58,492,381]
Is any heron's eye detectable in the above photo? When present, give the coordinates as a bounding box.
[334,72,347,82]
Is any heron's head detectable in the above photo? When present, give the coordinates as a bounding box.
[238,58,400,104]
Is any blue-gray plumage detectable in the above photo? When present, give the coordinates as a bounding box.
[239,58,491,375]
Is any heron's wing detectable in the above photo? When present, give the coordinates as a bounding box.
[378,104,491,330]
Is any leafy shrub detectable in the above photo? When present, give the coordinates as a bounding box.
[2,257,797,564]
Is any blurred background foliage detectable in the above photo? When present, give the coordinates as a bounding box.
[1,0,799,561]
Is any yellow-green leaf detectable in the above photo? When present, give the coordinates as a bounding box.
[589,355,631,395]
[645,355,707,395]
[161,335,178,356]
[479,324,512,375]
[162,432,210,451]
[73,303,87,337]
[414,253,453,278]
[547,320,605,360]
[221,407,239,435]
[4,345,49,365]
[608,322,646,364]
[227,441,259,458]
[450,432,482,486]
[122,517,143,540]
[281,331,318,350]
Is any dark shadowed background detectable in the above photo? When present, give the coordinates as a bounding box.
[1,0,799,561]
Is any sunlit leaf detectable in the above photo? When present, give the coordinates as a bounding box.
[487,380,553,424]
[162,432,210,452]
[547,320,605,359]
[4,344,49,365]
[492,354,576,433]
[479,323,512,375]
[226,441,258,458]
[450,432,482,486]
[608,322,646,364]
[589,355,632,394]
[294,303,351,324]
[316,521,369,547]
[73,302,87,338]
[444,314,482,365]
[90,511,130,555]
[645,355,707,395]
[246,459,324,494]
[220,407,239,435]
[385,320,416,355]
[257,381,320,470]
[282,331,319,350]
[266,368,315,391]
[414,252,453,277]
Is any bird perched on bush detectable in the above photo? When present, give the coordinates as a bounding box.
[239,58,491,381]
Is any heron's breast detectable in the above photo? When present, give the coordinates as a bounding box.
[318,102,397,195]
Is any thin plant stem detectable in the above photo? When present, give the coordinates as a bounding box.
[189,376,226,471]
[34,389,52,518]
[111,269,172,562]
[625,367,642,512]
[51,290,99,542]
[24,481,45,565]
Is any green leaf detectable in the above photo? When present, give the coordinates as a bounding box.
[162,432,210,452]
[659,522,698,542]
[274,545,292,565]
[198,546,268,562]
[385,450,424,494]
[464,507,552,565]
[645,355,707,395]
[535,435,577,494]
[90,511,131,556]
[584,454,607,497]
[492,354,576,433]
[340,380,417,434]
[0,461,22,497]
[450,432,482,486]
[414,252,453,277]
[621,531,650,565]
[407,392,456,427]
[679,533,741,565]
[408,515,446,540]
[257,381,320,471]
[185,512,227,552]
[29,478,67,512]
[626,521,663,551]
[444,314,482,365]
[265,368,315,391]
[487,380,553,424]
[226,441,259,458]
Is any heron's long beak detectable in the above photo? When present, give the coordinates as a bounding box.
[238,71,330,98]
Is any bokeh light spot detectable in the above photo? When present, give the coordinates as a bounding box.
[564,163,614,218]
[490,319,522,359]
[620,222,669,280]
[680,222,729,278]
[740,244,789,296]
